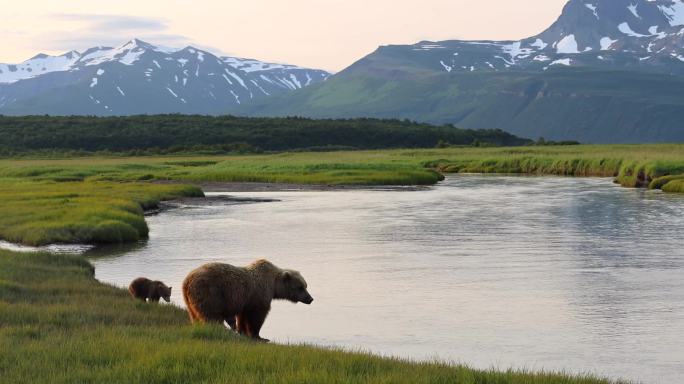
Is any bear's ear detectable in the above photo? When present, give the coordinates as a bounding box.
[282,271,292,281]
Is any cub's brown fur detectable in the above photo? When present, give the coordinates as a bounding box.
[128,277,172,303]
[182,259,313,341]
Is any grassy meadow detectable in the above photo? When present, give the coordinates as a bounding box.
[0,249,630,384]
[1,144,684,246]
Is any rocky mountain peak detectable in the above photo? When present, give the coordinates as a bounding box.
[375,0,684,76]
[533,0,684,53]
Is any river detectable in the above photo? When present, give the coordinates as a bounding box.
[91,176,684,383]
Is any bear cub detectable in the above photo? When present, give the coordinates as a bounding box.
[182,259,313,342]
[129,277,172,303]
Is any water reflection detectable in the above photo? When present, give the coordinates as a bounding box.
[84,241,148,260]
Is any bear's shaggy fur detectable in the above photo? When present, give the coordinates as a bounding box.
[182,259,313,341]
[128,277,172,303]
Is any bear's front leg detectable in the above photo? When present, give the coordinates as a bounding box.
[245,306,270,342]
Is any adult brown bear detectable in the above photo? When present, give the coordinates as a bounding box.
[182,259,313,341]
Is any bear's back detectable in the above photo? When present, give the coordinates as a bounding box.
[183,263,253,294]
[129,277,152,298]
[182,263,258,316]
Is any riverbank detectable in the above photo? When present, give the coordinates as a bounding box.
[1,144,683,246]
[3,144,684,189]
[0,248,628,383]
[156,180,434,192]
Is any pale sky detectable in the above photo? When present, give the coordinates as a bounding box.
[0,0,568,72]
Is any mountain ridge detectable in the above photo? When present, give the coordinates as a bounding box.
[0,39,330,115]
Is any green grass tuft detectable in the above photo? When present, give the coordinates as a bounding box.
[0,181,202,246]
[662,179,684,193]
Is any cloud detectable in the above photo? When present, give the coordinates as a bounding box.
[53,13,169,30]
[0,29,29,36]
[40,13,194,51]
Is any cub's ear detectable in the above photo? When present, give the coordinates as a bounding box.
[282,271,292,281]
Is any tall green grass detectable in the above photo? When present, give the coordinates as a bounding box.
[0,181,202,245]
[3,144,683,189]
[0,249,629,384]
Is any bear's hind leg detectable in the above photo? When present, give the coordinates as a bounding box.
[186,304,201,323]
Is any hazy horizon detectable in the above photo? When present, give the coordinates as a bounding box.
[2,0,568,72]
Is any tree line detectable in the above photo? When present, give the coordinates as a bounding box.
[0,115,533,155]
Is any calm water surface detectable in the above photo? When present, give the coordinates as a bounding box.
[92,176,684,383]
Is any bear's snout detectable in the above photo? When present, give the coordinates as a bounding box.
[301,294,314,305]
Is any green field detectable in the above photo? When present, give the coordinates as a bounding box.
[0,249,629,383]
[1,144,684,246]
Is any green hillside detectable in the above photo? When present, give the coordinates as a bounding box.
[242,65,684,144]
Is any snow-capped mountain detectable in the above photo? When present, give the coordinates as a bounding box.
[243,0,684,144]
[0,39,330,115]
[386,0,684,74]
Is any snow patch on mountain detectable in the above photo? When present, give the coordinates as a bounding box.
[556,35,580,53]
[440,61,452,72]
[658,1,684,26]
[222,57,304,73]
[600,36,618,50]
[585,4,599,19]
[618,22,651,37]
[530,38,549,49]
[78,41,147,66]
[502,42,535,63]
[0,52,80,84]
[550,58,572,66]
